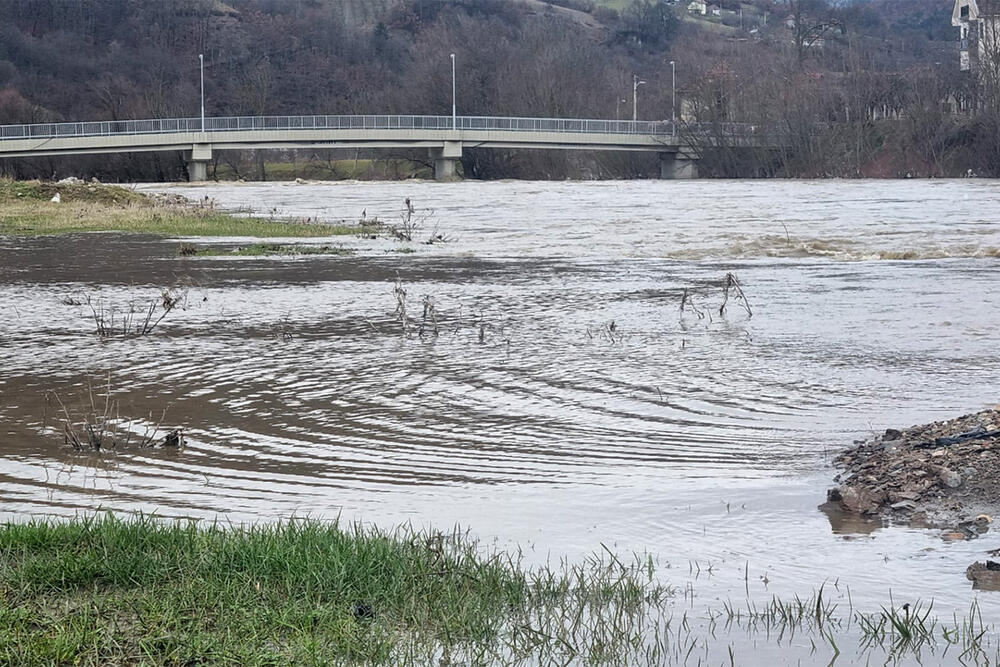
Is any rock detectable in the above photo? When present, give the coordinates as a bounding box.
[942,531,967,541]
[891,500,918,511]
[885,428,903,440]
[839,485,885,515]
[976,514,993,526]
[826,487,842,502]
[938,468,963,488]
[50,193,61,203]
[967,561,1000,590]
[56,176,84,185]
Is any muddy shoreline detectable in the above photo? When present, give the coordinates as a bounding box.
[829,407,1000,534]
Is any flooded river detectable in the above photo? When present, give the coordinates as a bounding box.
[3,179,1000,661]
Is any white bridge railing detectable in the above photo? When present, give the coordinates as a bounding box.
[0,114,760,141]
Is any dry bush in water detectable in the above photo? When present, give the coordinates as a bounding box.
[393,277,512,344]
[88,287,184,338]
[353,199,450,244]
[393,276,412,336]
[45,374,182,452]
[587,320,623,344]
[393,198,449,244]
[269,316,294,341]
[719,272,752,318]
[680,272,753,322]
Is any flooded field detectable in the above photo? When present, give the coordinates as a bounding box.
[3,179,1000,662]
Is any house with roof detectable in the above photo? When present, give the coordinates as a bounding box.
[953,0,1000,72]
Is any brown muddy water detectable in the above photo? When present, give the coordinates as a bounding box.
[4,179,1000,662]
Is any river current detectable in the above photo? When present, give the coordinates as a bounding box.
[2,179,1000,661]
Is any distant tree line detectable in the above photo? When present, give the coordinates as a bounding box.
[0,0,995,180]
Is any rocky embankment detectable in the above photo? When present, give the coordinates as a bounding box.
[829,408,1000,532]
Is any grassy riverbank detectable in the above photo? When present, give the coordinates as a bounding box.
[0,515,669,665]
[0,180,356,237]
[0,515,996,665]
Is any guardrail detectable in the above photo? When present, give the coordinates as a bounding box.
[0,114,762,142]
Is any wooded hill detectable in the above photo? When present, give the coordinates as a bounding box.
[1,0,989,180]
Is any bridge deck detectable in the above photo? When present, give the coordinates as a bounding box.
[0,115,776,179]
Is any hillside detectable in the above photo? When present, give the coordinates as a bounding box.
[0,0,986,180]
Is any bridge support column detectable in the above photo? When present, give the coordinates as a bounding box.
[659,152,699,180]
[186,144,212,182]
[431,141,462,181]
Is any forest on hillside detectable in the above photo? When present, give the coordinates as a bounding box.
[0,0,994,180]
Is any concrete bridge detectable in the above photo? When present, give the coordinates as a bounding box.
[0,114,771,181]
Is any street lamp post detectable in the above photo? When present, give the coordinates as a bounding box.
[199,53,205,132]
[632,74,646,122]
[669,61,676,124]
[450,53,456,130]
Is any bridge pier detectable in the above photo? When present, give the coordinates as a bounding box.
[186,144,212,182]
[431,141,462,181]
[659,152,699,180]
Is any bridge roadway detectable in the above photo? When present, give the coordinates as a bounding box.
[0,114,765,180]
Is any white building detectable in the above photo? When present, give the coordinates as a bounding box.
[953,0,1000,72]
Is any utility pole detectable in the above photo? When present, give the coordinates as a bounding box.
[632,74,646,122]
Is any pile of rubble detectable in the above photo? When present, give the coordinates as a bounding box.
[828,407,1000,528]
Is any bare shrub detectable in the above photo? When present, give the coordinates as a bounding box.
[719,272,752,318]
[45,374,180,451]
[269,316,294,341]
[418,295,439,338]
[393,276,411,336]
[87,287,184,338]
[587,320,623,344]
[392,197,437,242]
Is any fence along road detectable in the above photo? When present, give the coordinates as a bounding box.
[0,114,766,180]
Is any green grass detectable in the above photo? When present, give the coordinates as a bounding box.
[0,179,358,237]
[0,515,676,665]
[182,242,354,257]
[0,179,147,206]
[0,516,529,665]
[0,516,996,665]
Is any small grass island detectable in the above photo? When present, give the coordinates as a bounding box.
[0,179,356,238]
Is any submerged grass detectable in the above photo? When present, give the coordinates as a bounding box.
[0,179,356,237]
[182,242,354,257]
